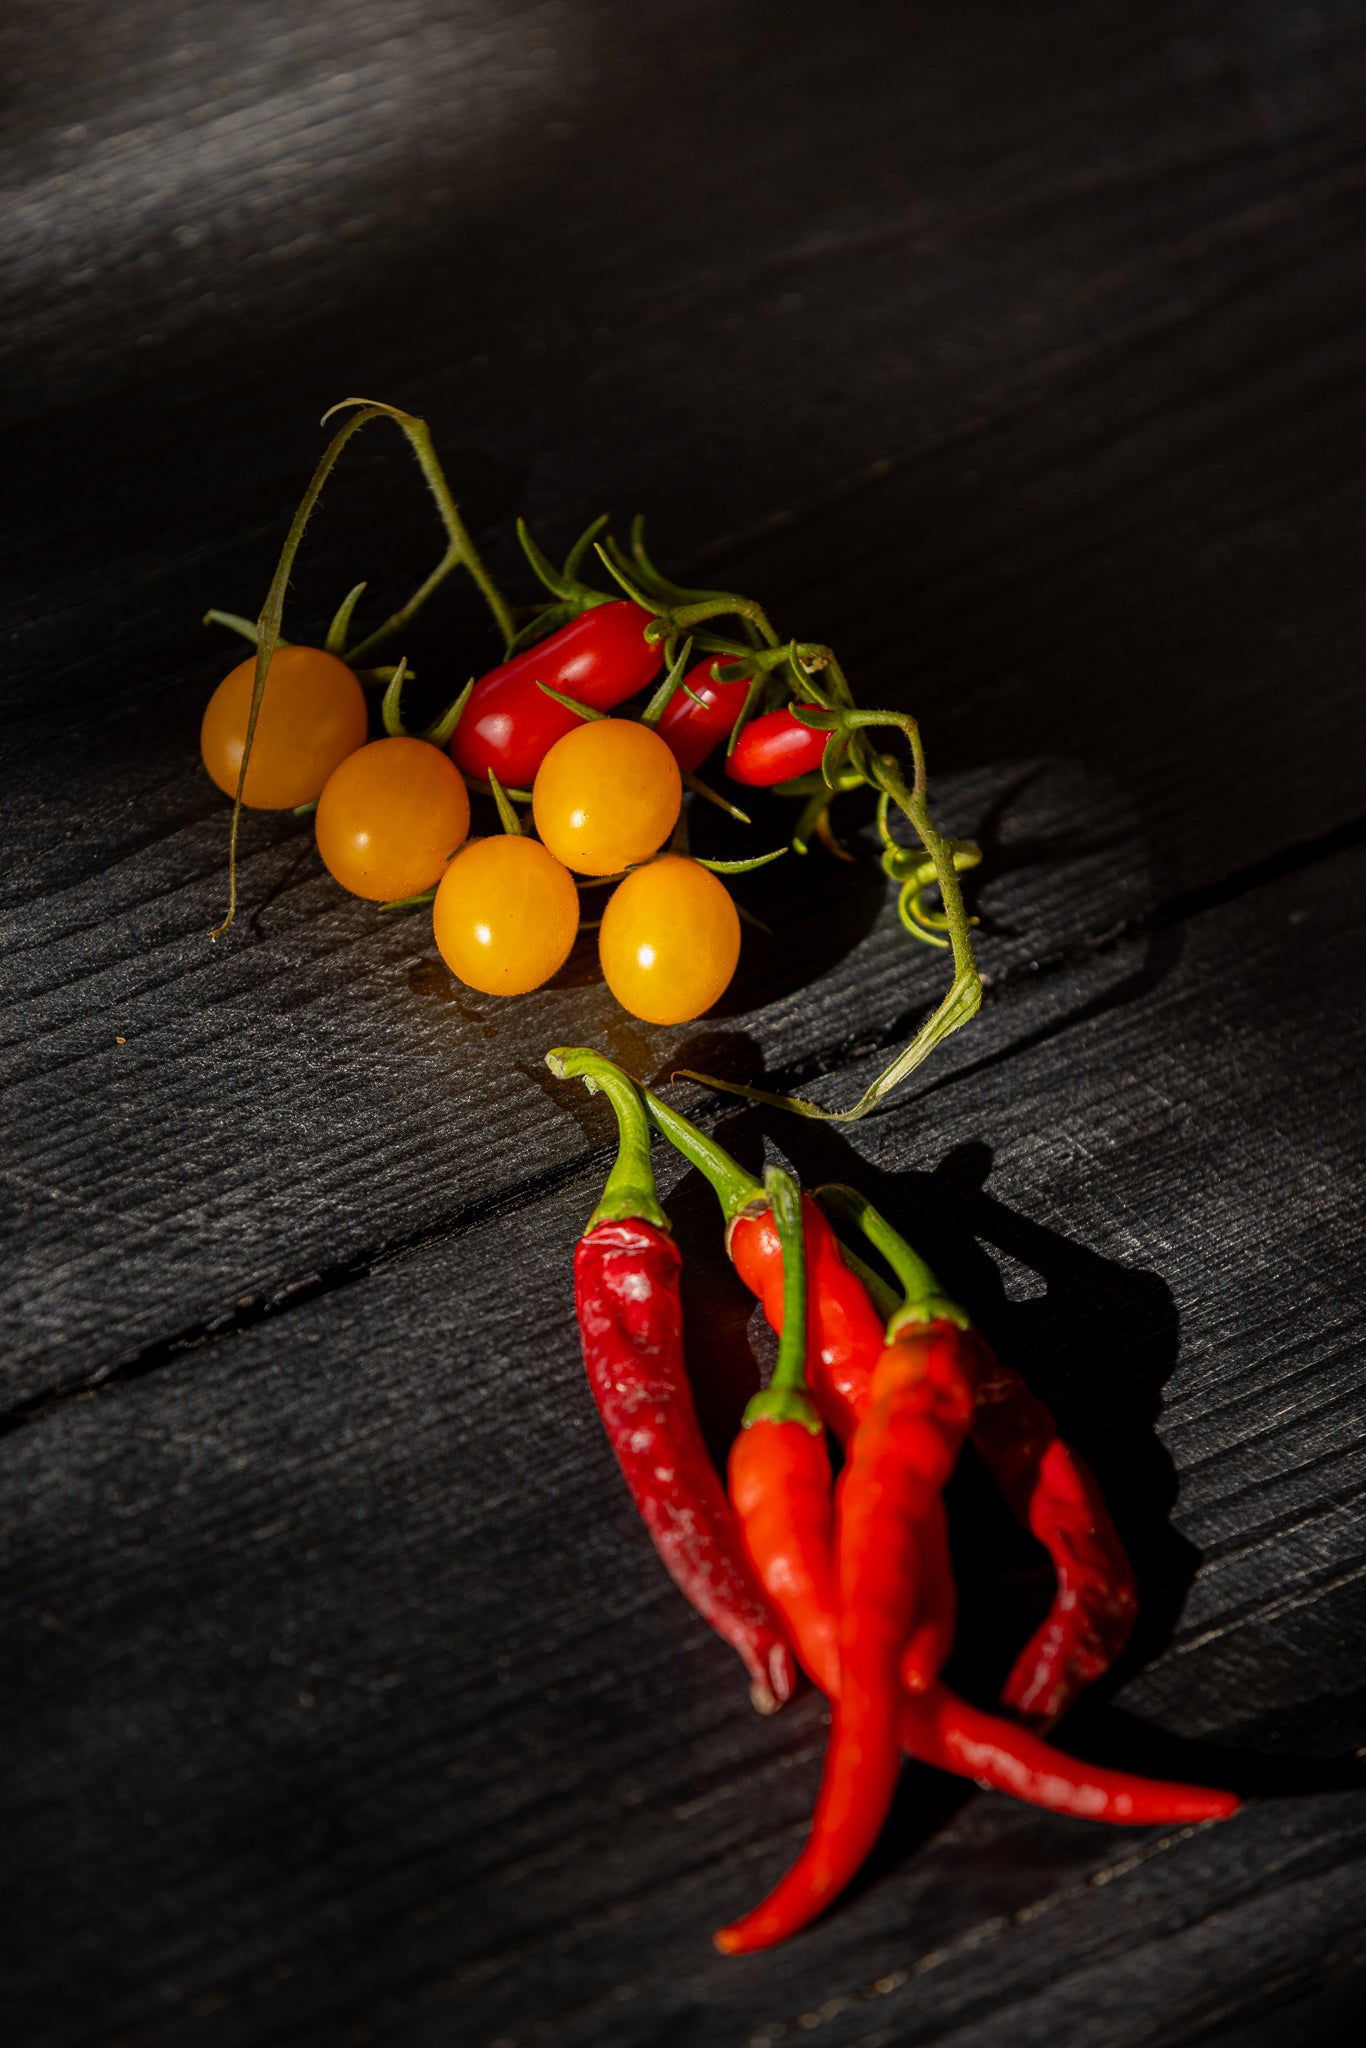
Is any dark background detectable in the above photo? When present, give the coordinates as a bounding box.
[3,4,1365,2044]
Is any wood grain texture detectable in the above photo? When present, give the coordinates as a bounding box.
[4,850,1364,2048]
[3,2,1365,2043]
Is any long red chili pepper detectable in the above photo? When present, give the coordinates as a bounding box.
[820,1185,1139,1728]
[451,599,663,788]
[970,1348,1139,1724]
[642,1098,1138,1724]
[719,1304,1236,1950]
[718,1320,979,1954]
[623,1089,1235,1889]
[547,1049,796,1714]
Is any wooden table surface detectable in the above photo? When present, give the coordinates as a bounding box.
[4,4,1365,2043]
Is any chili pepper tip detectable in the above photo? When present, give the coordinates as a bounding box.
[748,1643,798,1716]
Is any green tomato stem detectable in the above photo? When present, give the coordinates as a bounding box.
[341,402,517,663]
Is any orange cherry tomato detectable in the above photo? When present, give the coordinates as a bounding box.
[531,718,682,877]
[315,737,470,902]
[598,855,741,1024]
[432,835,580,996]
[200,646,369,810]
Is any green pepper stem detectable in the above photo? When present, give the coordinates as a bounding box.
[545,1049,670,1232]
[740,1164,821,1433]
[766,1167,808,1393]
[639,1082,762,1223]
[817,1184,969,1336]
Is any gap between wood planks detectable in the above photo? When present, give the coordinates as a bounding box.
[3,808,1362,1443]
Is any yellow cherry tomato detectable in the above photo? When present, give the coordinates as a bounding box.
[531,718,682,876]
[315,737,471,902]
[432,835,580,995]
[200,645,369,810]
[598,855,741,1024]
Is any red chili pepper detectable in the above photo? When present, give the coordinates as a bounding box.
[635,1087,1147,1718]
[727,1166,843,1701]
[717,1324,978,1954]
[820,1185,1139,1726]
[726,705,829,787]
[655,656,754,774]
[547,1049,797,1714]
[633,1090,882,1445]
[451,600,663,788]
[970,1338,1138,1725]
[898,1691,1238,1826]
[900,1494,958,1693]
[565,1071,1235,1943]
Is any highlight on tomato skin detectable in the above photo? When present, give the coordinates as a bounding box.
[598,854,741,1024]
[432,834,580,996]
[449,599,664,789]
[532,718,682,877]
[315,736,470,902]
[200,646,369,810]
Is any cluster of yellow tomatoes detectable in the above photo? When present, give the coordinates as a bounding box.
[199,644,745,1025]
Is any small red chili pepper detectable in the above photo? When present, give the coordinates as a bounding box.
[726,704,829,787]
[717,1321,979,1954]
[451,600,663,788]
[655,656,755,774]
[546,1049,797,1714]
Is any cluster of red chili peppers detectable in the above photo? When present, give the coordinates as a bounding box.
[548,1046,1239,1953]
[204,399,986,1120]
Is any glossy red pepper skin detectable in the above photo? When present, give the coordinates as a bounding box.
[729,1199,885,1446]
[899,1494,958,1693]
[899,1691,1238,1825]
[655,657,754,774]
[733,1205,1136,1725]
[729,1402,1236,1869]
[572,1217,796,1714]
[969,1334,1138,1725]
[450,600,663,787]
[718,1327,977,1954]
[729,1418,841,1699]
[731,1441,1237,1847]
[726,705,828,787]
